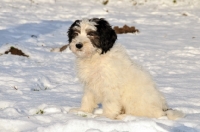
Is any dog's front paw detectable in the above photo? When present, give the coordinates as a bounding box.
[68,108,96,118]
[68,108,81,114]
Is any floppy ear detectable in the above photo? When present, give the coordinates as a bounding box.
[68,20,80,43]
[92,18,117,54]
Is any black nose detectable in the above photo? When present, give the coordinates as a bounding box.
[76,43,83,49]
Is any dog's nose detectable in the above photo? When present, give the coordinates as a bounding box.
[76,43,83,49]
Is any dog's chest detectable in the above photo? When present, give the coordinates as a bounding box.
[77,59,105,101]
[77,58,105,84]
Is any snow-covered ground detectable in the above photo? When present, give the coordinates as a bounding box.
[0,0,200,131]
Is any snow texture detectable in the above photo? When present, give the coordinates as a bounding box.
[0,0,200,132]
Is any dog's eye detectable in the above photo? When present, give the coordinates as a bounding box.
[87,32,96,37]
[73,32,78,37]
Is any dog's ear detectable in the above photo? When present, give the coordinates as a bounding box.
[92,18,117,54]
[68,20,80,43]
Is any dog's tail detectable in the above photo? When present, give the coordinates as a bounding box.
[166,109,185,120]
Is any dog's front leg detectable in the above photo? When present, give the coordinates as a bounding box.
[69,88,97,115]
[80,89,97,113]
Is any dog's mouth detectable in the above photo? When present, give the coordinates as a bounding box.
[74,49,85,57]
[76,49,82,52]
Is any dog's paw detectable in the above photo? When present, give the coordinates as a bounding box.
[68,108,80,114]
[68,108,96,118]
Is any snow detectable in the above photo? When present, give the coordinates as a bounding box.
[0,0,200,131]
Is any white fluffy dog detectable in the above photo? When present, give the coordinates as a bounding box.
[68,18,184,120]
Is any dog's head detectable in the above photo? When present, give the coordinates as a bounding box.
[68,18,117,57]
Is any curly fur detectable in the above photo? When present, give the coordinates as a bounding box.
[68,18,184,120]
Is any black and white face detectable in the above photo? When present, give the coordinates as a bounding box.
[68,18,117,58]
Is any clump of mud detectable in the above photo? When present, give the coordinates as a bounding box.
[113,25,139,34]
[4,46,29,57]
[59,45,68,52]
[51,44,69,52]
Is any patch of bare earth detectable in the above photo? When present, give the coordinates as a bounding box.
[113,25,139,34]
[4,46,29,57]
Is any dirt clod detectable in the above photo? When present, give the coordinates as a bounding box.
[60,45,68,52]
[5,46,29,57]
[113,25,139,34]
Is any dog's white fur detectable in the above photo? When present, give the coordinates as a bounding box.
[68,18,184,120]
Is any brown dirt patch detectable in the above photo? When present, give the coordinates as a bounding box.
[113,25,139,34]
[4,46,29,57]
[51,44,69,52]
[60,45,68,52]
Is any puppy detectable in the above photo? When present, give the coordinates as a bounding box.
[68,18,184,120]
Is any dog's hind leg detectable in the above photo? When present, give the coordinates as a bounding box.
[165,109,185,120]
[101,93,122,119]
[102,103,121,119]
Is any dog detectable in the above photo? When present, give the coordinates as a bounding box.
[68,18,184,120]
